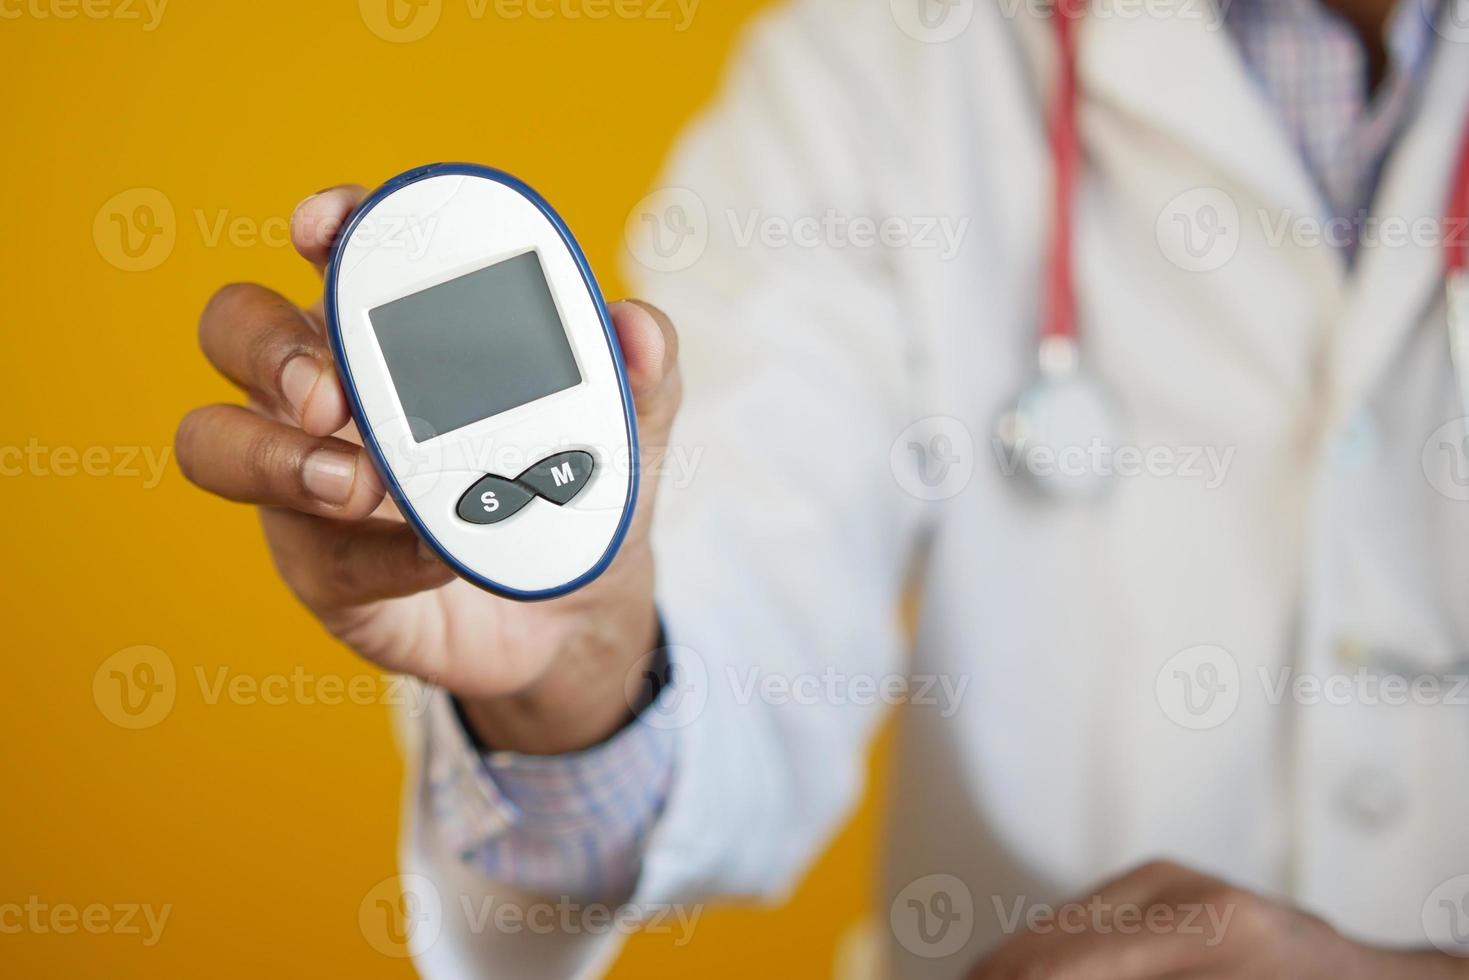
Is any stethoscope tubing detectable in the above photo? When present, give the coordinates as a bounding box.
[1040,2,1469,412]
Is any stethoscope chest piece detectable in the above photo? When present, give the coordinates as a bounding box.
[996,337,1119,500]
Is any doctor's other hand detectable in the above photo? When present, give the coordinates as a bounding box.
[174,185,681,754]
[966,860,1467,980]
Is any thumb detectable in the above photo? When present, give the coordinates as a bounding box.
[290,185,370,276]
[609,299,682,441]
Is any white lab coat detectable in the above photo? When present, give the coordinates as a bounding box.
[400,1,1469,977]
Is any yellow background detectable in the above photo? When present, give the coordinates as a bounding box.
[1,1,890,977]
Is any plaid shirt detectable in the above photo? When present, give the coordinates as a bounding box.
[426,0,1445,901]
[1225,0,1442,250]
[424,684,676,900]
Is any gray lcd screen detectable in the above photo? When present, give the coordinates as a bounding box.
[369,251,582,442]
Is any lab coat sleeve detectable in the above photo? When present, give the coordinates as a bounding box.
[402,1,922,975]
[626,2,919,911]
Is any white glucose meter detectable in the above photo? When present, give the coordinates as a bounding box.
[325,163,638,600]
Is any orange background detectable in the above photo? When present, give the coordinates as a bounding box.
[0,1,889,977]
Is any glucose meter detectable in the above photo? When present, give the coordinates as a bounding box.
[325,163,638,600]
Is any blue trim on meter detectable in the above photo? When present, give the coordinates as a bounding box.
[324,163,641,601]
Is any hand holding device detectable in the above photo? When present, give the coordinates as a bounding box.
[176,182,683,754]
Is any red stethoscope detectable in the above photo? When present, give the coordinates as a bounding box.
[997,0,1469,498]
[1446,114,1469,420]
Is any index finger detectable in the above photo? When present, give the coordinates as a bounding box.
[290,185,369,275]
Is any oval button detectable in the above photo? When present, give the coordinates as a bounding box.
[517,451,595,505]
[456,475,535,525]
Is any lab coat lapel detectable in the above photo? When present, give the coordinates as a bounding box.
[1077,6,1328,230]
[1065,4,1344,400]
[1333,47,1469,422]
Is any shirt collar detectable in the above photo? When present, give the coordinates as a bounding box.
[1221,0,1441,88]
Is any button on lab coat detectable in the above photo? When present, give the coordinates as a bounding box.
[399,1,1469,976]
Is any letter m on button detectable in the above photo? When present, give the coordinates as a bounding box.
[520,451,594,504]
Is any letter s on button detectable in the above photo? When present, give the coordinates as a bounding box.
[456,475,534,525]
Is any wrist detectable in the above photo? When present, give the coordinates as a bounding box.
[456,599,661,755]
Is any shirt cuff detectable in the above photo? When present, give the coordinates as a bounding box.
[423,649,678,898]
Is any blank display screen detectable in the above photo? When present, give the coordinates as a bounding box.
[369,251,582,442]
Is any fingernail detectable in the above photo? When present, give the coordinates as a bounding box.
[294,191,324,214]
[303,448,357,505]
[417,538,439,563]
[281,355,321,422]
[290,194,322,233]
